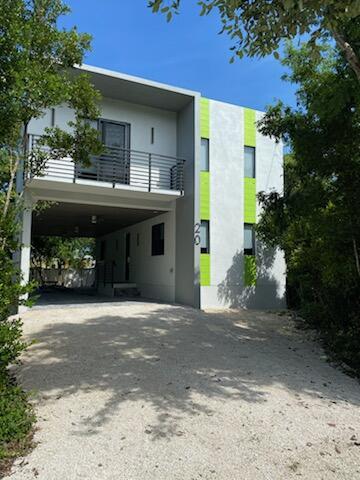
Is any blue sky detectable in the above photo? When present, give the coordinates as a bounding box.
[61,0,296,111]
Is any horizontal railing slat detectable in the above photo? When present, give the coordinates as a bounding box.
[27,134,185,194]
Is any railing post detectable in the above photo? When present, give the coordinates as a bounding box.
[148,153,152,192]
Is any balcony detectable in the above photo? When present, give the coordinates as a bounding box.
[27,135,185,196]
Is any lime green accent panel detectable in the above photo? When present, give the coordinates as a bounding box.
[200,254,211,286]
[244,177,256,223]
[200,98,210,139]
[200,171,210,220]
[244,256,256,286]
[244,108,256,147]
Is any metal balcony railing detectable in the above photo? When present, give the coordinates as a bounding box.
[27,134,185,194]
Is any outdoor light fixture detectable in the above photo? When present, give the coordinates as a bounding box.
[91,215,97,224]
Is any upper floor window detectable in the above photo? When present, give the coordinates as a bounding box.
[152,223,165,256]
[200,138,209,171]
[244,224,255,256]
[200,220,210,254]
[244,146,255,178]
[101,120,130,149]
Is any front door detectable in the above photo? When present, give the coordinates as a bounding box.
[101,120,130,185]
[125,233,131,282]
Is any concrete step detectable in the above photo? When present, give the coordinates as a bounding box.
[113,284,140,298]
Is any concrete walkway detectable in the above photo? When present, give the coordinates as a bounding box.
[10,302,360,479]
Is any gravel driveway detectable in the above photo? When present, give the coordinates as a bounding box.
[10,301,360,479]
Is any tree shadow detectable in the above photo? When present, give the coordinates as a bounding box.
[18,302,360,442]
[217,242,286,309]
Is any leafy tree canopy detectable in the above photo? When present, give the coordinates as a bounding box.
[150,0,360,80]
[32,236,95,270]
[0,1,101,463]
[256,28,360,370]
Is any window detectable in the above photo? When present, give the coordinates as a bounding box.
[200,220,210,254]
[152,223,165,256]
[51,108,56,127]
[244,146,255,178]
[200,138,209,171]
[100,240,106,261]
[244,224,255,256]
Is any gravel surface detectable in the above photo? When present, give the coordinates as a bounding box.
[9,301,360,479]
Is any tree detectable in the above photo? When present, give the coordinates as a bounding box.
[256,35,360,370]
[0,0,101,465]
[31,236,95,285]
[150,1,360,81]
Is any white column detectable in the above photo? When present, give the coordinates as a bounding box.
[18,191,33,310]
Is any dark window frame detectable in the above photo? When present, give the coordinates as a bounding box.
[152,222,165,256]
[99,118,131,149]
[200,220,210,254]
[244,223,255,256]
[244,145,256,178]
[200,137,210,172]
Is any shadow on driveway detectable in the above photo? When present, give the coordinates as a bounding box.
[18,303,360,441]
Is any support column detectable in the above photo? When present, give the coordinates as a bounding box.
[18,191,33,310]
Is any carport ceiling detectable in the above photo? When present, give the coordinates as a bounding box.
[32,202,164,238]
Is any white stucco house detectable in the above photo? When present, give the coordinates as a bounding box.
[19,64,286,309]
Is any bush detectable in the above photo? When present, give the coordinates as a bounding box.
[0,243,35,472]
[0,375,35,462]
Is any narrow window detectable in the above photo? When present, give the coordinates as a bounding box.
[51,108,56,127]
[200,220,210,254]
[100,240,106,260]
[200,138,209,171]
[151,127,155,144]
[244,146,255,178]
[152,223,165,256]
[244,224,255,256]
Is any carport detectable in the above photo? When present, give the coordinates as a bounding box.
[31,198,175,305]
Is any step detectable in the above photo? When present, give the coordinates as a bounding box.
[113,283,137,289]
[113,284,140,298]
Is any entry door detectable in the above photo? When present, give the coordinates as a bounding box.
[125,233,131,282]
[101,121,130,185]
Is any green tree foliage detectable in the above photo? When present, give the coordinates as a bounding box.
[0,0,101,465]
[256,29,360,371]
[150,1,360,80]
[32,235,95,276]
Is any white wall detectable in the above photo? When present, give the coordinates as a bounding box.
[254,111,286,306]
[29,99,177,154]
[98,210,176,302]
[200,100,286,310]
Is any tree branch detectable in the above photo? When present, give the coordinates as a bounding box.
[332,29,360,83]
[352,238,360,279]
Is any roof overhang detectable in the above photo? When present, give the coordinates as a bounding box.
[75,64,199,112]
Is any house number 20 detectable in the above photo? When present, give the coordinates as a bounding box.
[194,223,201,245]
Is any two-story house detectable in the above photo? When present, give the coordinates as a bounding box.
[20,64,286,309]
